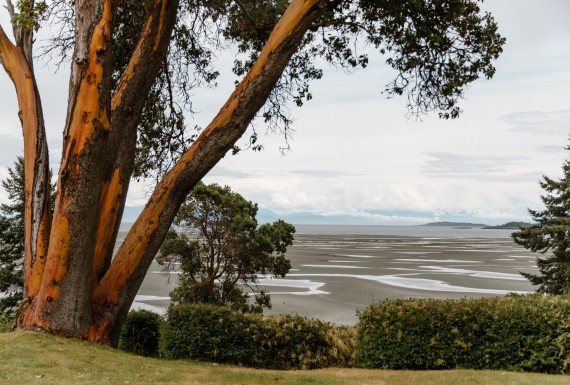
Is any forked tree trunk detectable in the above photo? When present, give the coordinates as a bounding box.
[0,0,324,345]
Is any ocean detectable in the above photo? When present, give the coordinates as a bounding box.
[292,224,515,238]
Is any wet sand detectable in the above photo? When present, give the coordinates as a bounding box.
[132,232,539,325]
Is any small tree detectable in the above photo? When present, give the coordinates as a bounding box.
[513,145,570,294]
[0,157,25,315]
[159,182,295,313]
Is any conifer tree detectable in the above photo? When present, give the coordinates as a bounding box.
[513,145,570,294]
[0,157,25,315]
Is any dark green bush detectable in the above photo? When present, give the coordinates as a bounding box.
[160,304,264,366]
[160,303,354,369]
[355,295,570,373]
[118,310,163,357]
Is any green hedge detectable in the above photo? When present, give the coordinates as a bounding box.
[356,295,570,373]
[118,310,163,357]
[262,314,355,369]
[160,303,354,369]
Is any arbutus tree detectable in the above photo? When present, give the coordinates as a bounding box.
[158,182,296,314]
[0,0,505,345]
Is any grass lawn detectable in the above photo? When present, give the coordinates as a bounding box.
[1,330,569,385]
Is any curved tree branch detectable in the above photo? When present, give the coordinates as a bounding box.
[0,24,51,301]
[91,0,324,344]
[92,0,180,285]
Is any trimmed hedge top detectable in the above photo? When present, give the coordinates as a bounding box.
[356,295,570,373]
[160,303,354,369]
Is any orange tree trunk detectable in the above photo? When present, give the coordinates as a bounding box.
[0,0,324,345]
[0,18,52,306]
[90,0,323,345]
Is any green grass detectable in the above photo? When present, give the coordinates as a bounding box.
[1,330,570,385]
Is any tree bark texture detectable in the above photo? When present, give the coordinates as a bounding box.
[0,24,52,301]
[0,0,323,345]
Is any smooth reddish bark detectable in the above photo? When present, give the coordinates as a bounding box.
[0,23,51,302]
[0,0,324,345]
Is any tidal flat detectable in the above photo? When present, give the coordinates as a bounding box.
[130,225,539,325]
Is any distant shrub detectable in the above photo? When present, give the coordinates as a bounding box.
[118,310,163,357]
[356,295,570,373]
[0,315,13,333]
[160,303,354,369]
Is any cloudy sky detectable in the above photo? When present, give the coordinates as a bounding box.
[1,1,569,225]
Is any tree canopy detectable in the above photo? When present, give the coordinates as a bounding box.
[0,0,505,344]
[38,0,505,176]
[159,182,295,313]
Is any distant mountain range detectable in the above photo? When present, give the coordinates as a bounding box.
[255,209,376,225]
[120,206,533,228]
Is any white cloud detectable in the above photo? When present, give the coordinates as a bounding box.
[501,110,570,135]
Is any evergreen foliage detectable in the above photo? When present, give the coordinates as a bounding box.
[512,145,570,294]
[0,157,26,315]
[158,182,295,313]
[0,157,54,316]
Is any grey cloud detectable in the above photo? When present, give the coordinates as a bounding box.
[0,134,63,174]
[424,152,524,174]
[536,144,566,154]
[0,135,23,166]
[501,110,570,135]
[291,170,360,178]
[207,167,358,179]
[423,152,534,182]
[447,172,543,183]
[206,166,258,179]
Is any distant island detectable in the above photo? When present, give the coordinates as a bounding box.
[482,221,534,229]
[422,221,487,228]
[422,221,534,230]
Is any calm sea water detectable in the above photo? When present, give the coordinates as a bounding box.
[293,224,515,239]
[120,222,516,239]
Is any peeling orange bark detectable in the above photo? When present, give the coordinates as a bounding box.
[112,0,173,109]
[4,0,321,344]
[91,0,178,289]
[65,0,112,158]
[93,173,177,305]
[23,0,114,332]
[0,25,51,298]
[93,168,123,284]
[98,0,176,258]
[153,0,169,51]
[92,0,323,329]
[22,213,70,326]
[27,207,50,297]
